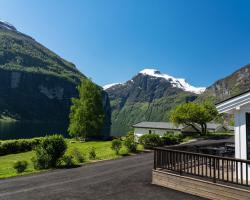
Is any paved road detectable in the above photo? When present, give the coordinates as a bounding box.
[0,153,205,200]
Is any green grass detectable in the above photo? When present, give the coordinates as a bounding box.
[0,140,144,179]
[0,151,36,179]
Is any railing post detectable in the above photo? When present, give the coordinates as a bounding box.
[179,152,182,175]
[154,149,156,170]
[213,157,216,183]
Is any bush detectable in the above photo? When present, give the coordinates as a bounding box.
[0,138,42,156]
[124,132,137,153]
[88,147,96,160]
[32,135,67,169]
[161,133,182,145]
[111,139,122,155]
[61,155,75,168]
[32,147,51,169]
[138,134,162,149]
[71,148,85,163]
[13,160,28,173]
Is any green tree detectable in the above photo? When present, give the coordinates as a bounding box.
[170,101,218,135]
[68,79,104,139]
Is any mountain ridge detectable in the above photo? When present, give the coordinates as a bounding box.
[198,63,250,103]
[104,68,206,94]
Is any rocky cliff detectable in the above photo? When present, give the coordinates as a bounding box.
[199,64,250,103]
[0,21,111,138]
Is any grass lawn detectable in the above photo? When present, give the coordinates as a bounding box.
[0,140,144,179]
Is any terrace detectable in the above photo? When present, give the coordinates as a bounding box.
[152,147,250,200]
[152,90,250,200]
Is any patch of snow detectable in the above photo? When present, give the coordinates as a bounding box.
[139,68,206,94]
[0,20,17,31]
[103,83,121,90]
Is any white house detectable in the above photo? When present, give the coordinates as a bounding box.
[216,90,250,180]
[132,121,231,138]
[132,122,184,138]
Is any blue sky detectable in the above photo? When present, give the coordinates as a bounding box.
[1,0,250,87]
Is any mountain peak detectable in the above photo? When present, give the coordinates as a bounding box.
[139,68,206,94]
[0,20,17,31]
[139,68,173,79]
[104,68,206,94]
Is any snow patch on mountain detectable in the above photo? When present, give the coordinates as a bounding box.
[139,69,206,94]
[103,83,121,90]
[0,20,17,31]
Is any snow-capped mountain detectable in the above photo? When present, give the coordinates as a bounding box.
[104,68,206,94]
[105,68,204,135]
[139,69,205,94]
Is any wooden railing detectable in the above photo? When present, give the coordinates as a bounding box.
[154,147,250,187]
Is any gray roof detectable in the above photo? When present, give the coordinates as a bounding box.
[206,123,222,130]
[132,122,183,130]
[133,121,231,131]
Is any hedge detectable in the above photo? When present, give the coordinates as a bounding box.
[0,138,42,156]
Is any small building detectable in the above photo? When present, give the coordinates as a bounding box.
[132,122,183,138]
[207,123,231,133]
[132,121,231,138]
[216,90,250,180]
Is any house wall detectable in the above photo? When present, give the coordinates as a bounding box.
[134,127,180,138]
[234,108,250,180]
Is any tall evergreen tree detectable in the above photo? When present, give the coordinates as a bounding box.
[68,79,104,139]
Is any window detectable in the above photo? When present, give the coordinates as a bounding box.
[149,130,152,134]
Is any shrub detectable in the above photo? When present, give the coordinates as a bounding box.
[71,148,85,163]
[88,147,96,160]
[124,132,137,153]
[161,133,182,145]
[61,155,75,168]
[32,147,51,169]
[13,160,28,173]
[33,135,67,169]
[0,138,42,156]
[111,139,122,155]
[138,134,162,149]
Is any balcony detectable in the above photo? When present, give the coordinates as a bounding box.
[152,147,250,200]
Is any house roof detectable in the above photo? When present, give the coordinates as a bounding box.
[132,121,230,131]
[216,90,250,114]
[132,122,183,130]
[206,123,222,130]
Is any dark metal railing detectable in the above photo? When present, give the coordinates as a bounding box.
[154,147,250,187]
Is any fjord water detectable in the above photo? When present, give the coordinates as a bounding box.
[0,121,68,140]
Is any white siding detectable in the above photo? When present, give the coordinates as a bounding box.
[134,127,180,138]
[216,94,250,180]
[231,107,249,180]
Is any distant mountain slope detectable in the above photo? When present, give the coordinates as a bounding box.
[0,21,111,137]
[199,64,250,103]
[105,69,204,135]
[0,20,81,82]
